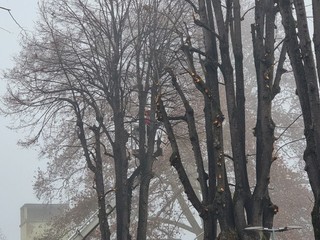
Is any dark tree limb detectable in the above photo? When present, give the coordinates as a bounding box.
[272,42,287,99]
[165,67,209,203]
[156,96,207,218]
[184,0,199,13]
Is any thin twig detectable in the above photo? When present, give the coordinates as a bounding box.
[0,6,10,11]
[276,114,302,141]
[0,26,11,33]
[241,6,255,20]
[0,6,26,33]
[275,137,305,155]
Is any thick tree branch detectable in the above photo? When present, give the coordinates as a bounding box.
[272,42,287,99]
[166,67,209,202]
[184,0,199,13]
[193,14,222,41]
[156,96,207,218]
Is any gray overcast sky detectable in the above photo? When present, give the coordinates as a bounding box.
[0,1,42,239]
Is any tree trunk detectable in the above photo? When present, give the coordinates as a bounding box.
[136,90,157,240]
[198,0,219,238]
[250,1,277,238]
[114,108,130,240]
[94,129,111,240]
[231,1,252,237]
[114,135,130,240]
[279,0,320,238]
[313,0,320,85]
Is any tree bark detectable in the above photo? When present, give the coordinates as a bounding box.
[92,125,111,240]
[250,1,278,239]
[279,0,320,238]
[312,0,320,86]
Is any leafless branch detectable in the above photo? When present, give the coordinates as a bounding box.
[272,41,287,99]
[0,6,10,11]
[0,26,11,33]
[0,6,26,33]
[275,137,305,155]
[241,6,255,21]
[150,216,195,233]
[184,0,198,13]
[276,113,302,141]
[193,14,221,41]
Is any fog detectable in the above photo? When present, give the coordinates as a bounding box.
[0,1,41,239]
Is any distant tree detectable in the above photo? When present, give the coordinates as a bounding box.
[0,229,6,240]
[269,160,313,240]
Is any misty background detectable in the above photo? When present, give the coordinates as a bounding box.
[0,1,43,239]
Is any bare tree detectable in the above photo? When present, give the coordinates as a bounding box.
[156,0,287,239]
[2,0,184,239]
[3,0,135,239]
[279,0,320,238]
